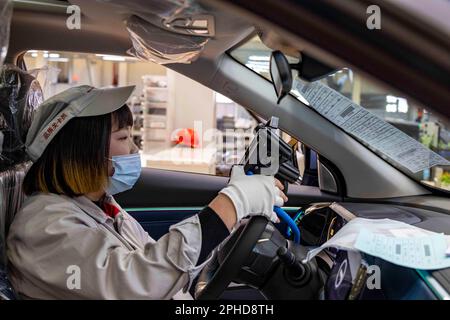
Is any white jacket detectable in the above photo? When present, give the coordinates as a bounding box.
[6,193,209,299]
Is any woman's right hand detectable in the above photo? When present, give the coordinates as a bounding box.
[210,165,288,231]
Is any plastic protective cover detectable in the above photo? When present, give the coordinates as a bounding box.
[98,0,192,20]
[126,14,208,64]
[0,162,30,286]
[0,0,13,67]
[97,0,209,64]
[0,64,44,170]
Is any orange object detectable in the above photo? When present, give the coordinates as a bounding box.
[171,128,200,148]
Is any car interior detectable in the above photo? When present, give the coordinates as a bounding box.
[0,0,449,300]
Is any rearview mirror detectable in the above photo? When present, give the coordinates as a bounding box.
[270,50,293,104]
[269,50,339,104]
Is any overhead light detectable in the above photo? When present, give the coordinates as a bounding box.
[248,55,270,62]
[47,57,69,62]
[49,53,60,58]
[31,53,38,58]
[398,98,409,113]
[386,104,397,113]
[386,95,398,103]
[96,54,126,61]
[95,54,138,61]
[386,95,409,113]
[102,55,126,61]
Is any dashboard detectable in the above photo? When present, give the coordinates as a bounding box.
[212,200,450,300]
[293,201,450,300]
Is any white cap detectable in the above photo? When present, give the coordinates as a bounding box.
[25,85,135,162]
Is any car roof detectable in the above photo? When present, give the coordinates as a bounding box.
[6,0,448,199]
[9,0,450,118]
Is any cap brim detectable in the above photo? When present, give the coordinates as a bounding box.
[78,85,136,117]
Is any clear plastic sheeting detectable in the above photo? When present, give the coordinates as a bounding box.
[0,161,30,300]
[126,15,208,64]
[0,163,30,261]
[29,65,61,101]
[0,0,13,67]
[97,0,192,20]
[95,0,211,64]
[0,65,44,170]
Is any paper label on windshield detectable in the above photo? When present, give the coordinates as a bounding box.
[294,79,450,173]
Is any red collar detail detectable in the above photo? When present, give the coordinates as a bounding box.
[101,202,121,218]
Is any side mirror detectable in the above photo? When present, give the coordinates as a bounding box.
[270,50,293,104]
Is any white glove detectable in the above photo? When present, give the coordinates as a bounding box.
[219,165,285,225]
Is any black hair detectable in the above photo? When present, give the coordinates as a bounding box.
[23,104,133,196]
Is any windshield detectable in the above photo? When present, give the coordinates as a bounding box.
[231,36,450,192]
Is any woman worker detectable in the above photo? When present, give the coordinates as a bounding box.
[6,85,287,299]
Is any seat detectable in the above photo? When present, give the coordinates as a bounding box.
[0,164,30,300]
[0,63,43,300]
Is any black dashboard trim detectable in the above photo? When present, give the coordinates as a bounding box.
[343,196,450,216]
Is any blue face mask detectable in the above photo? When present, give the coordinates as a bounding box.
[106,153,142,195]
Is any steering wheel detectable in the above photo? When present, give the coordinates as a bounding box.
[194,216,269,300]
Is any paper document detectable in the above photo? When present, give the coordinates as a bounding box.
[293,79,450,173]
[355,229,450,270]
[304,217,450,270]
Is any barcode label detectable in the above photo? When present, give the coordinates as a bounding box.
[339,105,355,118]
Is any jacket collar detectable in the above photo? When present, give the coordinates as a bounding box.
[70,195,113,224]
[69,194,136,250]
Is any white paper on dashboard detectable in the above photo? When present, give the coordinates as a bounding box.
[354,229,450,270]
[303,217,441,263]
[293,79,450,173]
[446,236,450,257]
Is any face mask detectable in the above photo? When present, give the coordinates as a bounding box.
[106,153,142,195]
